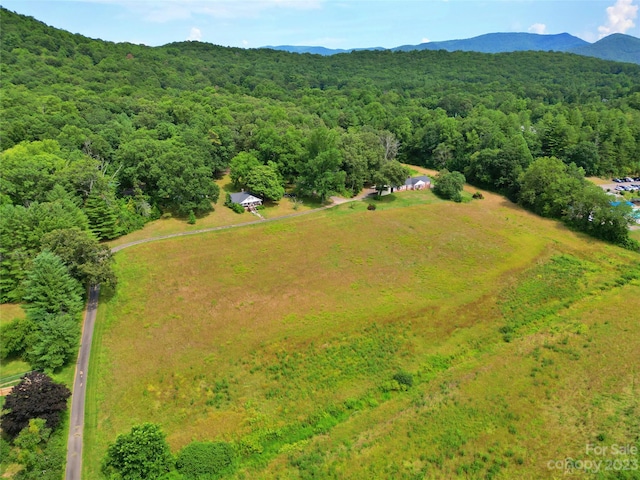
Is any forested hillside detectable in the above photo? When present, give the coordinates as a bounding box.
[2,6,640,303]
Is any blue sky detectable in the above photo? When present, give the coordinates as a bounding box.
[3,0,639,49]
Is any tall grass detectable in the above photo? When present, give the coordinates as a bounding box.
[84,188,640,478]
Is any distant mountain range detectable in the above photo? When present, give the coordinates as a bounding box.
[265,32,640,64]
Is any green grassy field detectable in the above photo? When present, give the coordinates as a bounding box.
[0,305,31,389]
[84,187,640,479]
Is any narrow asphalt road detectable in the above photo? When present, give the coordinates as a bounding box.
[65,284,100,480]
[63,193,375,478]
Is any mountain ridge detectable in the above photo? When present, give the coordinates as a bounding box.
[266,31,640,64]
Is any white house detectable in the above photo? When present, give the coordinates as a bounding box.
[396,175,431,192]
[229,192,263,209]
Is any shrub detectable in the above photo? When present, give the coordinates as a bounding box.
[367,203,377,211]
[393,371,414,388]
[176,441,236,479]
[231,203,245,214]
[224,194,245,214]
[187,210,196,225]
[473,191,484,199]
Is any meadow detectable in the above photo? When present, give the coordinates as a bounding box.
[85,187,640,479]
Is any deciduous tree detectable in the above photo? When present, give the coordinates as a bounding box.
[41,227,116,288]
[245,163,285,201]
[102,423,174,480]
[434,170,466,202]
[0,372,71,438]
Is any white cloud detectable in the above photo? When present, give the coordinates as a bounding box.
[528,23,547,35]
[187,27,202,41]
[242,39,249,46]
[598,0,638,38]
[421,37,430,43]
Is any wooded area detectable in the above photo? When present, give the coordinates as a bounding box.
[2,6,640,304]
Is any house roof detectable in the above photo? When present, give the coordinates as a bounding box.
[230,192,262,204]
[404,175,431,186]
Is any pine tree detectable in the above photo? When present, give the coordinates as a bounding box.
[84,190,119,240]
[22,251,83,320]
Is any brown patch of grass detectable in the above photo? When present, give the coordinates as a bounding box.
[0,303,25,327]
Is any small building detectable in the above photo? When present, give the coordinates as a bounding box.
[396,175,431,192]
[229,192,263,209]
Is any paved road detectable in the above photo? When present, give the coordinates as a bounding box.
[63,194,373,478]
[65,285,100,480]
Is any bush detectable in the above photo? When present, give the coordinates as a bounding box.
[472,191,484,199]
[231,202,245,214]
[224,194,245,214]
[393,371,414,388]
[187,210,196,225]
[176,441,236,479]
[367,203,377,211]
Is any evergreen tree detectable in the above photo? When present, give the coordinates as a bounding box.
[22,251,83,320]
[26,313,79,371]
[84,189,119,240]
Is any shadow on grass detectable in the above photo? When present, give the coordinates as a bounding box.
[367,193,399,204]
[98,285,116,304]
[222,181,236,194]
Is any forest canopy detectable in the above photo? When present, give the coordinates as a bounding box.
[1,6,639,262]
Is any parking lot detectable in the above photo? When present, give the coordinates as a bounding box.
[597,178,640,230]
[600,177,640,194]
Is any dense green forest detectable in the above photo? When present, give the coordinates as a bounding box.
[2,6,640,305]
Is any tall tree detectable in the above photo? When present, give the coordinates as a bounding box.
[296,128,346,202]
[84,189,120,240]
[229,151,261,189]
[26,313,80,371]
[41,228,117,288]
[244,163,285,201]
[372,160,410,195]
[22,250,83,320]
[519,156,585,218]
[0,372,71,438]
